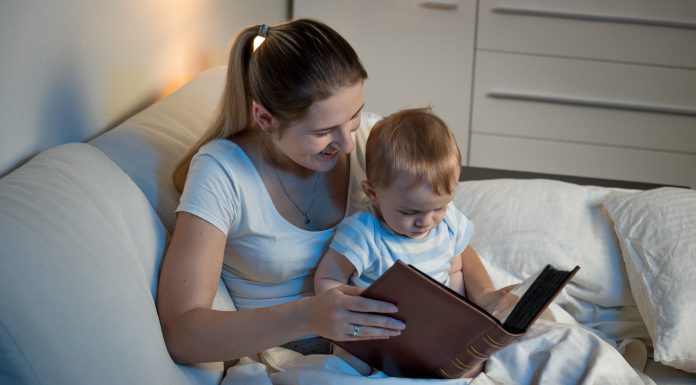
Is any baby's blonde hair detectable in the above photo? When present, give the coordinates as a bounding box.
[365,108,461,195]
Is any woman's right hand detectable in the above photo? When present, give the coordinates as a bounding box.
[299,285,406,341]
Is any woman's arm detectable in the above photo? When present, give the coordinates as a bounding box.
[157,212,403,364]
[314,248,357,293]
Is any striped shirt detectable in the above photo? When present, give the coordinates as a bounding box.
[329,202,474,287]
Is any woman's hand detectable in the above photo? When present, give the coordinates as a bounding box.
[299,285,405,341]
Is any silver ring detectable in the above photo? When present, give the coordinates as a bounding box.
[352,324,361,337]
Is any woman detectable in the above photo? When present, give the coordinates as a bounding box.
[157,19,405,365]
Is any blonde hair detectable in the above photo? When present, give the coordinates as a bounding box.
[365,108,461,195]
[172,19,367,192]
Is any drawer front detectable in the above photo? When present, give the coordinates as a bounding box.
[294,0,477,162]
[472,51,696,154]
[478,0,696,69]
[469,134,696,188]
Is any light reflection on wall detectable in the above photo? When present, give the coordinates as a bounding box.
[0,0,286,176]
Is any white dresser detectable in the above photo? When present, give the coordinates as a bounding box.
[472,0,696,187]
[294,0,696,187]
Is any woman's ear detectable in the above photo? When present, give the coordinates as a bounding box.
[252,102,276,133]
[361,180,379,206]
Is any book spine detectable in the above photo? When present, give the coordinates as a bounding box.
[435,330,520,379]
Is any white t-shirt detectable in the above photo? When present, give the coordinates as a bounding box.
[329,203,474,287]
[177,112,379,310]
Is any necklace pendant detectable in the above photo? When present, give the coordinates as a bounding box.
[304,215,311,225]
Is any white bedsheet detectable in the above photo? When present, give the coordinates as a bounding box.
[221,307,651,385]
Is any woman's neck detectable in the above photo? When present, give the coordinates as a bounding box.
[259,134,316,179]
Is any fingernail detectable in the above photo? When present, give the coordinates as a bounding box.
[395,321,406,330]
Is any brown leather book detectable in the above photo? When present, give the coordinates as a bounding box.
[334,260,580,379]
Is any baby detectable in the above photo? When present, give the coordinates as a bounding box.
[314,108,509,377]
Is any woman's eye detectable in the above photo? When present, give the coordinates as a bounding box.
[314,131,330,137]
[399,211,416,216]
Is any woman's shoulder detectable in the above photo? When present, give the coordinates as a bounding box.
[197,138,241,158]
[356,111,381,143]
[350,111,381,171]
[187,139,259,189]
[194,139,252,167]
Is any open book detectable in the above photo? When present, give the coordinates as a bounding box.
[334,261,580,379]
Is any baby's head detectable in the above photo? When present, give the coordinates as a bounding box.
[363,108,461,238]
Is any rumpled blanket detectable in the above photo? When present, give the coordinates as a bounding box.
[221,307,652,385]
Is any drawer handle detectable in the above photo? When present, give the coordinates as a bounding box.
[492,6,696,31]
[419,1,458,11]
[488,90,696,117]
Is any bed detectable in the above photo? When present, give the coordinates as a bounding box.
[221,168,695,385]
[2,66,694,385]
[86,67,696,384]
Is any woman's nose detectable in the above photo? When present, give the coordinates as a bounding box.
[332,125,355,153]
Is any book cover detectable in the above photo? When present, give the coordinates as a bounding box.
[334,261,580,379]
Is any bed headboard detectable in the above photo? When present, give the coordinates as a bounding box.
[459,166,686,190]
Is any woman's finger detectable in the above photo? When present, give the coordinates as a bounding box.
[347,310,406,332]
[343,293,399,314]
[332,323,402,341]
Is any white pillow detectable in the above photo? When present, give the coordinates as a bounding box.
[603,188,696,372]
[89,67,225,233]
[453,179,648,342]
[0,143,225,385]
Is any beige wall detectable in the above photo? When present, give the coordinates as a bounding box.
[0,0,286,176]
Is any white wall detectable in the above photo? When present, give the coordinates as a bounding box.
[0,0,286,176]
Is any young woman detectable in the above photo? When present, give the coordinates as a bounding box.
[157,19,405,365]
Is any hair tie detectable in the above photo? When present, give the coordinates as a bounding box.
[254,24,271,51]
[258,24,271,37]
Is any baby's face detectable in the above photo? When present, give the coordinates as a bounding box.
[372,174,453,239]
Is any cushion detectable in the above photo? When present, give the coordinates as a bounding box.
[453,179,648,342]
[603,187,696,372]
[90,67,225,233]
[0,143,223,385]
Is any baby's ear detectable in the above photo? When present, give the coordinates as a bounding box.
[361,180,379,205]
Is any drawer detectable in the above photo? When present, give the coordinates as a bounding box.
[478,0,696,69]
[471,51,696,154]
[469,134,696,188]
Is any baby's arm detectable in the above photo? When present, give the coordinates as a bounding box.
[447,254,465,295]
[459,245,516,319]
[314,249,357,293]
[459,245,496,304]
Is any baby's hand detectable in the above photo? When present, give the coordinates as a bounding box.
[478,285,519,322]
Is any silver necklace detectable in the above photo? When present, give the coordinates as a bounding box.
[273,167,320,225]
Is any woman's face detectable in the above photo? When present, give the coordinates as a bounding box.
[271,82,364,173]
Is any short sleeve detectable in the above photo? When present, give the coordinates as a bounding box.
[177,153,237,235]
[329,212,378,278]
[447,202,474,256]
[346,111,382,216]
